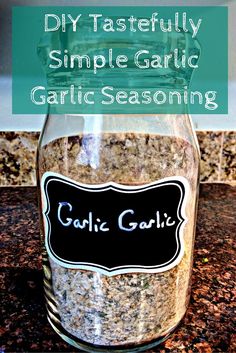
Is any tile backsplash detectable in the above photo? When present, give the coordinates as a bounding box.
[0,131,235,186]
[0,132,39,186]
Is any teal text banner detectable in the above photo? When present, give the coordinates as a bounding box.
[12,6,228,114]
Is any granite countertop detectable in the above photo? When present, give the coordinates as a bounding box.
[1,184,236,353]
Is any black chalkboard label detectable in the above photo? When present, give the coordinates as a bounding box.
[41,172,189,276]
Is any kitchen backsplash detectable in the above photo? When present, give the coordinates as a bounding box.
[0,131,235,186]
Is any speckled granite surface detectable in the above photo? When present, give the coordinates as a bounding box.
[0,131,235,185]
[0,132,39,186]
[221,131,236,182]
[197,132,223,182]
[1,184,235,353]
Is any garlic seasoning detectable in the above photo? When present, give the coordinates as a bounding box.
[38,114,200,352]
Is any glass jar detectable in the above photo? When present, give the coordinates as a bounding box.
[37,113,200,352]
